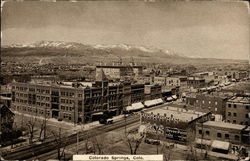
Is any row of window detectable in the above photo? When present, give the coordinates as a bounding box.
[61,99,75,104]
[198,130,240,141]
[195,100,218,105]
[228,103,249,109]
[228,112,248,118]
[61,106,74,111]
[227,120,249,125]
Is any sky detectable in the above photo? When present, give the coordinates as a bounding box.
[1,1,249,60]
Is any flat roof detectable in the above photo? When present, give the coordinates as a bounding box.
[145,105,205,122]
[203,121,246,130]
[96,65,142,68]
[228,96,250,104]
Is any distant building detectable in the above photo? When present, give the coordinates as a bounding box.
[96,65,143,81]
[187,77,206,89]
[140,105,212,142]
[225,94,250,125]
[154,76,180,87]
[215,70,249,81]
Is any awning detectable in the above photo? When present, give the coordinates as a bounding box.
[144,100,156,107]
[172,95,177,99]
[156,98,164,104]
[131,102,144,110]
[166,97,173,101]
[126,102,144,111]
[92,112,104,115]
[211,140,230,150]
[195,138,212,145]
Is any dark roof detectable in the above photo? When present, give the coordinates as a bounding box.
[0,104,15,116]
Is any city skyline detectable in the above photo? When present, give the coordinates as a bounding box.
[1,1,249,60]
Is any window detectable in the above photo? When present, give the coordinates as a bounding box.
[202,100,205,104]
[228,104,231,108]
[225,134,229,139]
[227,120,230,123]
[235,135,239,141]
[215,101,218,105]
[246,114,249,118]
[217,133,222,138]
[228,112,231,116]
[233,113,237,117]
[233,120,236,124]
[208,101,211,104]
[246,106,249,110]
[199,130,202,134]
[233,104,237,108]
[205,131,210,136]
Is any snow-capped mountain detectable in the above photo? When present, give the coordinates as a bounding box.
[2,40,186,58]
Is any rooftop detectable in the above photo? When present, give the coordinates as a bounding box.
[145,105,206,122]
[203,121,247,130]
[228,95,250,104]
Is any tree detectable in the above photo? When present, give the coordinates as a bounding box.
[38,114,48,142]
[124,133,145,154]
[26,117,37,144]
[51,128,67,160]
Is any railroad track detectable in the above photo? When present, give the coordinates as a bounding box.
[3,116,139,160]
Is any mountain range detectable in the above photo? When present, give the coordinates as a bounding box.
[1,41,247,65]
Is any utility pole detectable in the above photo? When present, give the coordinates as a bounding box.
[76,131,79,154]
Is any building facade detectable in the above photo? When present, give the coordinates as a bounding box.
[11,81,131,124]
[186,93,228,116]
[96,65,143,80]
[196,121,250,147]
[225,95,250,125]
[187,77,206,89]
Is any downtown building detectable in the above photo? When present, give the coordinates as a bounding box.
[11,81,131,124]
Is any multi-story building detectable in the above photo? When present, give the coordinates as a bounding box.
[225,95,250,125]
[215,70,249,81]
[144,84,162,101]
[186,93,229,116]
[196,121,250,152]
[11,81,130,124]
[187,77,206,89]
[96,65,143,80]
[140,105,212,142]
[131,84,145,104]
[153,76,180,87]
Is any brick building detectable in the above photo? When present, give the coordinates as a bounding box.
[144,84,162,101]
[196,121,250,152]
[140,105,212,143]
[186,93,229,116]
[226,95,250,125]
[187,77,206,89]
[11,81,130,124]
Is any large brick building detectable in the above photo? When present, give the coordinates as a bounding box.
[140,105,212,143]
[226,95,250,125]
[11,81,131,123]
[196,121,250,152]
[186,93,230,116]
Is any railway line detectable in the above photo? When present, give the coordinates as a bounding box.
[2,115,140,160]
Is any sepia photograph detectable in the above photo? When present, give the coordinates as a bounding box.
[0,0,249,161]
